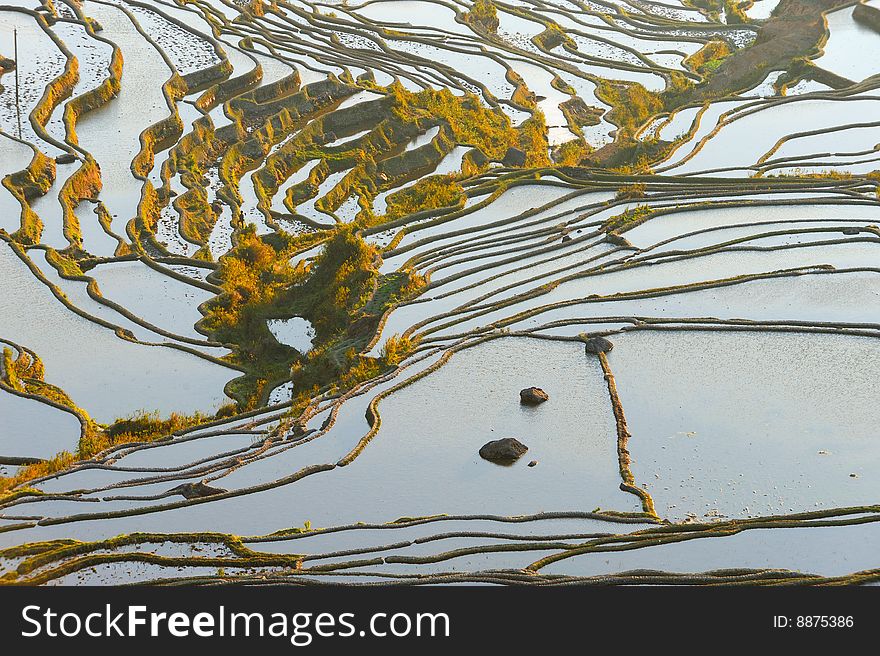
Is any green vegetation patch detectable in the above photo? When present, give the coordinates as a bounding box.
[383,174,466,222]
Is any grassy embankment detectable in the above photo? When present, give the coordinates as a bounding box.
[586,0,854,170]
[197,83,550,402]
[0,344,231,497]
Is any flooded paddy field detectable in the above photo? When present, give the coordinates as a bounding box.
[2,0,880,586]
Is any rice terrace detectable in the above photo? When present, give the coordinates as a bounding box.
[1,0,880,586]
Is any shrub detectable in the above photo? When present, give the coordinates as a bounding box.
[463,0,499,32]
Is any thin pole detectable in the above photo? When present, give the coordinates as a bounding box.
[13,27,21,139]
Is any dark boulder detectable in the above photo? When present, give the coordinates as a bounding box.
[288,421,309,438]
[584,336,614,354]
[479,438,528,464]
[502,147,527,168]
[520,387,549,405]
[55,153,77,165]
[169,482,227,499]
[605,232,631,247]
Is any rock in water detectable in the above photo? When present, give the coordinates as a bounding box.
[520,387,549,405]
[169,482,227,499]
[584,336,614,354]
[479,438,528,464]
